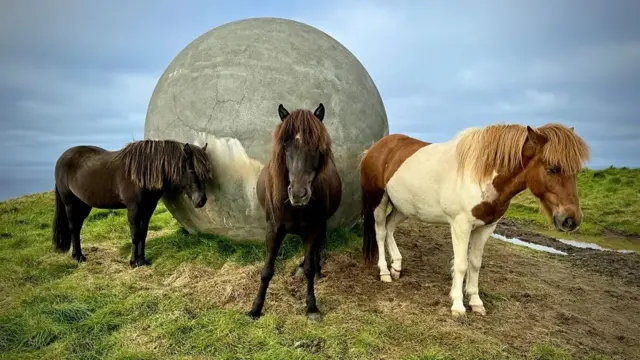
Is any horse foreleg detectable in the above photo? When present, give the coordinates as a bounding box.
[127,204,155,268]
[385,208,407,280]
[314,246,324,280]
[249,226,285,319]
[303,226,325,321]
[449,218,473,316]
[374,193,391,282]
[465,223,496,316]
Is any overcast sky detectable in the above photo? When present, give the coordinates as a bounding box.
[1,0,639,201]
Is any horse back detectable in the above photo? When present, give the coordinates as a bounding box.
[55,145,125,208]
[55,145,108,178]
[361,134,430,190]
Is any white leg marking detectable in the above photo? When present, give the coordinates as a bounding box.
[449,218,473,316]
[385,208,407,280]
[465,223,496,316]
[374,193,391,282]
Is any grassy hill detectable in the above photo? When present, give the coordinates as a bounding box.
[0,167,638,360]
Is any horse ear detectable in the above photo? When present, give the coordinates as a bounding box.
[314,103,325,122]
[570,126,575,132]
[278,104,289,121]
[526,126,548,148]
[201,142,208,151]
[183,143,193,157]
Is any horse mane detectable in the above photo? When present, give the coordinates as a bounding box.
[455,123,590,183]
[265,109,334,219]
[112,139,212,190]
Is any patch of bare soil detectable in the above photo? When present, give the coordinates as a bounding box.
[603,227,640,240]
[133,219,640,359]
[496,219,640,286]
[314,220,640,359]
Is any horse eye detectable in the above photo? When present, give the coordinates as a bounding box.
[546,167,559,175]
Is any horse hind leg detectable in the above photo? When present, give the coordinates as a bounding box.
[374,193,392,282]
[294,241,324,281]
[302,229,324,321]
[385,207,407,280]
[65,200,92,263]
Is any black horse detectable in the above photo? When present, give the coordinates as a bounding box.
[52,139,212,267]
[250,103,342,320]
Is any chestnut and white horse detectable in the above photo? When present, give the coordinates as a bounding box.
[360,123,590,316]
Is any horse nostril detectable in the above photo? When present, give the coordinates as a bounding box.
[562,216,576,229]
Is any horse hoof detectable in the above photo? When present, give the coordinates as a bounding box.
[390,268,401,280]
[451,308,467,317]
[380,274,392,283]
[130,258,150,268]
[248,310,262,320]
[72,254,87,263]
[293,267,323,281]
[307,311,324,322]
[471,305,486,316]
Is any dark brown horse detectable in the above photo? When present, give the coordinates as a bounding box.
[249,103,342,321]
[52,139,212,267]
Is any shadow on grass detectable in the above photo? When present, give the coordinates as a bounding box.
[134,222,364,272]
[0,290,162,357]
[87,209,123,222]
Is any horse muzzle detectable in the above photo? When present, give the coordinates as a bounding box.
[288,187,310,208]
[193,195,207,208]
[553,213,579,232]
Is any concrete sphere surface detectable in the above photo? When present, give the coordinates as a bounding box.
[144,17,388,241]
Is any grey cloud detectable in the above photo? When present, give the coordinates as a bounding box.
[1,0,639,201]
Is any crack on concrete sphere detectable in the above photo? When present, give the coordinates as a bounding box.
[144,17,388,241]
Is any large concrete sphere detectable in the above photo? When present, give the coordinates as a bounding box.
[144,17,388,241]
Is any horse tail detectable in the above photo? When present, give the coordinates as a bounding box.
[52,186,71,253]
[360,159,384,265]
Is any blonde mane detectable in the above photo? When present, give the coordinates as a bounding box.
[455,123,590,183]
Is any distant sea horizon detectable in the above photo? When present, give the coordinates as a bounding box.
[0,163,626,203]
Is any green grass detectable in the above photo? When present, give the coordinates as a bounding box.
[507,167,640,237]
[1,165,636,360]
[0,192,385,360]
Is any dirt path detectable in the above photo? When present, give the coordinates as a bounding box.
[311,219,640,359]
[133,218,640,359]
[495,219,640,286]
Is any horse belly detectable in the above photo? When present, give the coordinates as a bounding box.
[386,173,449,224]
[71,169,124,209]
[384,143,455,224]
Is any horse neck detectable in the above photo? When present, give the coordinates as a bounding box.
[159,168,182,192]
[490,171,528,206]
